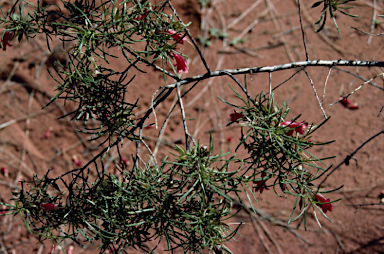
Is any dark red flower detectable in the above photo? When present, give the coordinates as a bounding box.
[230,110,244,122]
[1,31,13,51]
[134,12,147,20]
[121,157,129,165]
[167,29,188,44]
[314,193,333,214]
[41,203,58,211]
[226,136,234,142]
[340,97,358,110]
[379,190,384,203]
[171,52,189,73]
[253,172,269,194]
[280,120,308,136]
[0,209,6,221]
[1,167,8,177]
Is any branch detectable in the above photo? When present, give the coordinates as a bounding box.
[164,60,384,89]
[318,130,384,188]
[346,202,384,210]
[168,1,211,74]
[134,59,384,138]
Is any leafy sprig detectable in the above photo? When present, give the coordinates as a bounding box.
[311,0,358,33]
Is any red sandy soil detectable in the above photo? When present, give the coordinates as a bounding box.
[0,0,384,253]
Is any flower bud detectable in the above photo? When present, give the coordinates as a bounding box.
[1,167,8,177]
[72,155,81,166]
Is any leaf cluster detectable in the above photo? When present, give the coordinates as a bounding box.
[311,0,358,33]
[220,83,339,229]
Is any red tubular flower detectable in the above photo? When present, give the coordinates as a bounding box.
[1,31,13,51]
[72,155,81,166]
[279,120,308,136]
[171,52,189,73]
[44,127,53,139]
[134,11,148,20]
[67,246,74,254]
[167,29,188,44]
[41,203,58,211]
[230,110,244,122]
[44,129,51,139]
[1,167,8,177]
[253,172,269,194]
[121,157,129,165]
[379,190,384,203]
[340,97,359,110]
[0,208,6,221]
[314,193,333,214]
[48,246,57,254]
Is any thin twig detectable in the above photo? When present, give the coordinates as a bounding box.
[274,24,311,38]
[329,72,384,107]
[18,89,35,173]
[254,214,284,254]
[227,0,263,29]
[346,202,384,209]
[153,94,178,157]
[52,137,123,181]
[302,68,327,118]
[269,72,272,100]
[320,67,332,107]
[297,0,309,60]
[367,0,377,45]
[250,215,273,254]
[223,71,255,104]
[351,27,384,36]
[233,197,311,245]
[318,130,384,188]
[329,229,345,253]
[183,2,229,110]
[0,110,52,130]
[123,47,179,81]
[335,181,384,193]
[176,84,195,150]
[168,1,211,74]
[333,66,382,90]
[266,0,295,62]
[0,61,20,97]
[140,139,158,167]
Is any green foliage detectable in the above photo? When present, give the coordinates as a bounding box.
[5,88,337,253]
[229,37,246,46]
[209,28,228,39]
[0,0,190,143]
[311,0,358,33]
[9,143,243,253]
[219,81,338,228]
[196,29,228,48]
[196,34,211,47]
